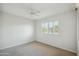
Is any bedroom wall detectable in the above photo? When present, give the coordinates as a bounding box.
[0,12,3,49]
[0,12,35,49]
[77,7,79,55]
[35,11,77,53]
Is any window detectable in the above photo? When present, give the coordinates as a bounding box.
[41,21,59,34]
[41,22,48,34]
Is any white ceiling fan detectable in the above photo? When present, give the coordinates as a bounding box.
[28,8,40,16]
[24,5,41,17]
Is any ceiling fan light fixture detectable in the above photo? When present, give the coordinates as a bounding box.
[27,8,40,16]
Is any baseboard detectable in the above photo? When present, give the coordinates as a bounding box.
[0,39,77,54]
[35,40,77,54]
[0,40,34,50]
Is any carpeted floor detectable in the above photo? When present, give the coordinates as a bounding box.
[0,41,77,56]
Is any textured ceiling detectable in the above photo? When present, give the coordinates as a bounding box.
[0,3,75,20]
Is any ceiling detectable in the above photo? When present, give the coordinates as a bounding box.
[0,3,75,20]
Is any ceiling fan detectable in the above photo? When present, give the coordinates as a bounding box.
[26,7,40,16]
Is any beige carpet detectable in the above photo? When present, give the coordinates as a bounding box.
[0,41,76,56]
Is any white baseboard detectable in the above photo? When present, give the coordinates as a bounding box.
[0,40,34,50]
[36,40,77,53]
[0,39,77,54]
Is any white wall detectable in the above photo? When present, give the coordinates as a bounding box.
[77,8,79,55]
[0,12,3,48]
[0,12,35,49]
[35,11,77,53]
